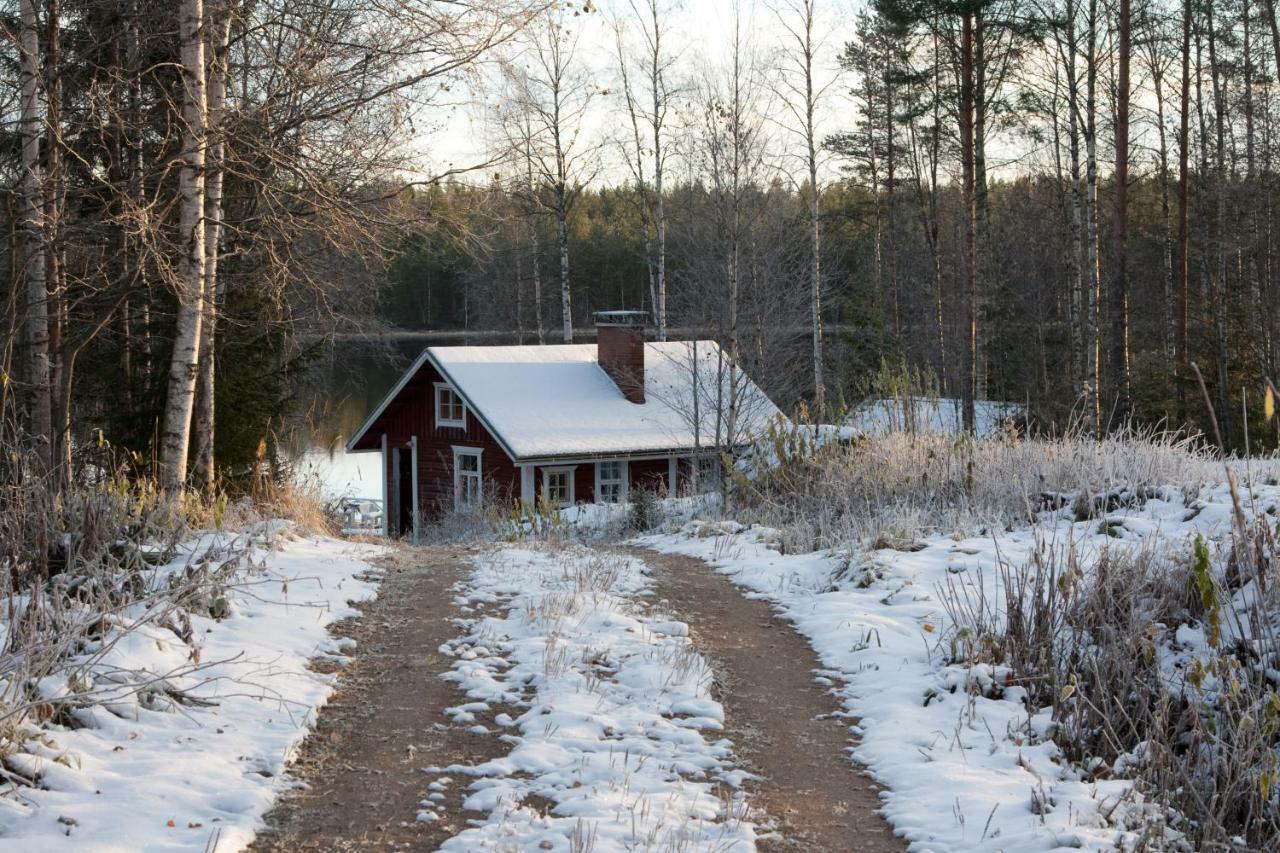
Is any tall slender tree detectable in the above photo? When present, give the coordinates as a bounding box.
[1109,0,1131,424]
[159,0,208,493]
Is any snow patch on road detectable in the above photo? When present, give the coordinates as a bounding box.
[430,546,757,851]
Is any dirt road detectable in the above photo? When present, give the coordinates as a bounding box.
[252,543,901,852]
[635,547,901,853]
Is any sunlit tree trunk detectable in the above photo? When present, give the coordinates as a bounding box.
[160,0,208,494]
[193,3,233,494]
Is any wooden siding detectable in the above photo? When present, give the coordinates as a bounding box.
[355,353,701,532]
[374,360,519,522]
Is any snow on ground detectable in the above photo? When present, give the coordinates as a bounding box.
[0,526,384,852]
[638,483,1276,852]
[428,545,758,851]
[848,396,1024,437]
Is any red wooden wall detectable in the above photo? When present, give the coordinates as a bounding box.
[358,354,690,532]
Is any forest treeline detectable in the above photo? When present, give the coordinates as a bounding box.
[5,0,1280,497]
[386,0,1280,452]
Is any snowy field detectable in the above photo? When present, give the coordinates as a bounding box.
[429,546,758,851]
[0,526,384,852]
[639,481,1280,851]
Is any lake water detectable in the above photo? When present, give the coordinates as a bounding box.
[289,338,421,500]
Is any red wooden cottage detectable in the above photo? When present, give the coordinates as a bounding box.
[345,311,781,536]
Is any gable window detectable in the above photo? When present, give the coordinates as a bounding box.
[453,447,483,511]
[596,459,628,504]
[435,383,466,429]
[542,467,576,508]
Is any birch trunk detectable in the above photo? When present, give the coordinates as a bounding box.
[193,4,232,494]
[160,0,208,493]
[648,0,667,343]
[557,194,572,342]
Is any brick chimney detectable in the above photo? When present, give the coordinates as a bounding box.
[595,310,648,404]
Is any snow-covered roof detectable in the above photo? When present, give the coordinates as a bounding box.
[347,341,782,461]
[847,396,1025,437]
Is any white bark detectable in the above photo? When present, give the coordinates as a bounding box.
[160,0,208,493]
[193,3,232,493]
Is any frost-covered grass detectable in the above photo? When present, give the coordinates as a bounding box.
[429,545,757,851]
[639,432,1280,851]
[741,426,1280,552]
[0,523,383,851]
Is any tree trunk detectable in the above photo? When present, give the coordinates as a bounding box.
[193,3,233,495]
[1110,0,1131,424]
[1176,0,1192,426]
[1207,0,1234,445]
[160,0,208,494]
[960,11,978,434]
[1083,0,1101,433]
[557,192,572,342]
[45,0,71,478]
[649,0,667,344]
[19,0,51,472]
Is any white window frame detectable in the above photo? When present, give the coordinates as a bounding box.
[595,459,628,504]
[452,446,483,511]
[542,466,577,508]
[435,382,467,429]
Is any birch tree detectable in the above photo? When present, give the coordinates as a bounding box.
[614,0,675,341]
[772,0,829,410]
[160,0,207,493]
[506,5,599,343]
[192,1,234,494]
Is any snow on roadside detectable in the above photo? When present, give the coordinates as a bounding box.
[637,484,1274,852]
[429,545,757,851]
[0,525,385,852]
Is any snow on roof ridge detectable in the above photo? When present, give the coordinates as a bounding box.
[348,340,780,460]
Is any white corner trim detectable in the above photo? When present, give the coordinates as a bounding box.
[380,434,389,536]
[410,436,421,545]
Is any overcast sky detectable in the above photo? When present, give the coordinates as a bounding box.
[414,0,864,186]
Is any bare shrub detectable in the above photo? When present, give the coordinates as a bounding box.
[940,534,1280,848]
[0,442,293,791]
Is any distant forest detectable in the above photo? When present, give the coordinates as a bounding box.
[377,0,1280,454]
